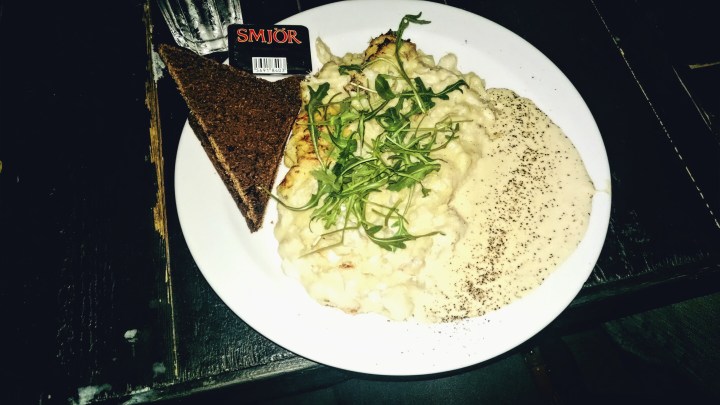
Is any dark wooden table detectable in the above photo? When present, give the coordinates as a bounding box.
[1,0,718,403]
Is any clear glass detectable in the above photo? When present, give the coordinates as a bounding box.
[156,0,244,55]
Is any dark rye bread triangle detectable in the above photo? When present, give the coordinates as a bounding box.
[158,44,304,232]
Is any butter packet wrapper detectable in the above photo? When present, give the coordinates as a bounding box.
[229,25,312,75]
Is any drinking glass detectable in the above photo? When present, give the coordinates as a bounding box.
[156,0,244,54]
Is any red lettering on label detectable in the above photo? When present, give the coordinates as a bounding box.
[236,28,248,42]
[236,27,303,44]
[249,29,265,43]
[286,29,302,44]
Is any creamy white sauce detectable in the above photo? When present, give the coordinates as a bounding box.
[274,39,594,323]
[415,89,594,322]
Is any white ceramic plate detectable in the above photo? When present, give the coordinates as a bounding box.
[174,0,612,376]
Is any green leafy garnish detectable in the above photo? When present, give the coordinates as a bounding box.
[277,13,468,253]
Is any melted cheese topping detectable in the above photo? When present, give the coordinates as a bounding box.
[274,38,594,323]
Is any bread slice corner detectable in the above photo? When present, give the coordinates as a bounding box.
[158,44,304,232]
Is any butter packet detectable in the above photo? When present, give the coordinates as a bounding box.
[229,24,312,75]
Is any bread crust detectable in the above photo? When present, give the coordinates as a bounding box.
[159,44,304,232]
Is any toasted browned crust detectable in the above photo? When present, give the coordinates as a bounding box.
[158,44,304,232]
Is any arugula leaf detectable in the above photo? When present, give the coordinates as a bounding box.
[374,74,395,100]
[279,13,468,253]
[338,64,364,75]
[396,12,431,40]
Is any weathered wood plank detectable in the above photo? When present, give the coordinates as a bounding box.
[1,0,176,403]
